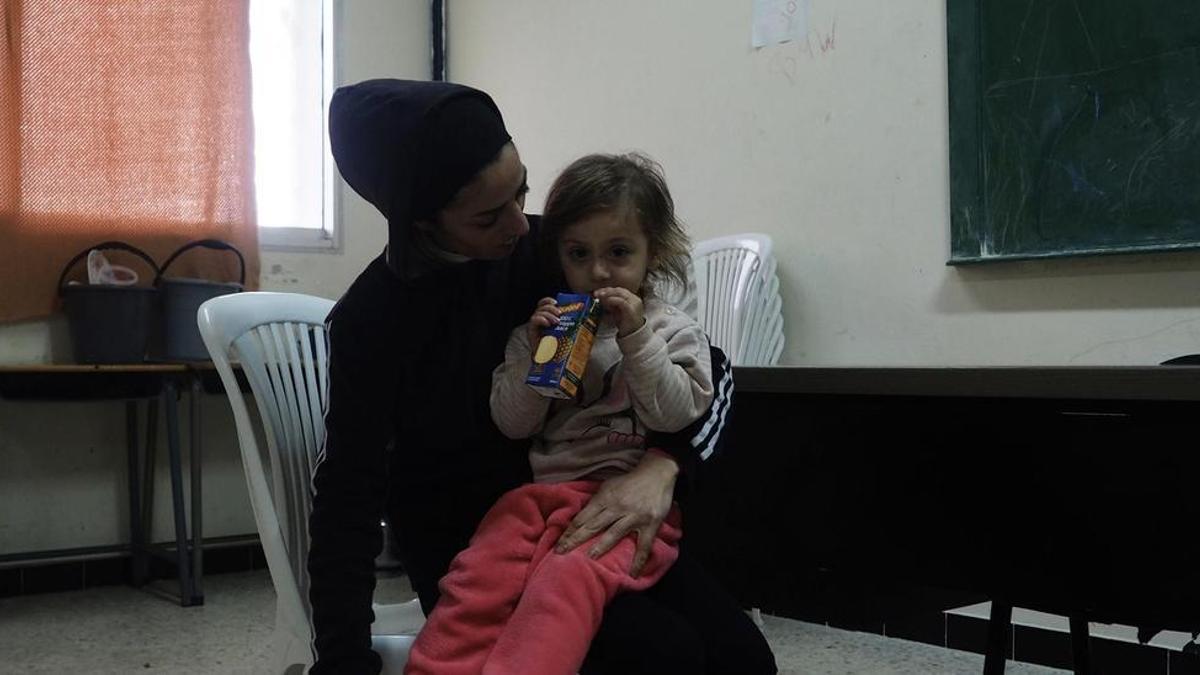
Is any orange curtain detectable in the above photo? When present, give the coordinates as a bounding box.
[0,0,259,323]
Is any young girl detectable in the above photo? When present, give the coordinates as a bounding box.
[405,152,714,675]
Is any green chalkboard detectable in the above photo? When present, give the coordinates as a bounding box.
[947,0,1200,264]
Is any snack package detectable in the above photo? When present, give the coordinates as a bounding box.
[525,292,603,399]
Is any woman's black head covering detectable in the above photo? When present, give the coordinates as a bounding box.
[328,79,511,276]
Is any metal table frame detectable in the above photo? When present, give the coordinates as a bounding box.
[0,364,206,606]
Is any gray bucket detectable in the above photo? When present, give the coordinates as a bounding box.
[157,239,245,362]
[58,242,160,364]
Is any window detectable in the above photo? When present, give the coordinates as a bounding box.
[249,0,336,250]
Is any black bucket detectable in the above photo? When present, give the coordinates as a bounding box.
[156,239,245,362]
[58,242,160,365]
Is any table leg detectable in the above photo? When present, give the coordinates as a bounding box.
[162,380,197,606]
[189,377,204,604]
[125,401,146,586]
[1070,615,1091,675]
[140,398,158,571]
[983,600,1012,675]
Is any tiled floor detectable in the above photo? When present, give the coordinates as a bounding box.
[0,569,1068,674]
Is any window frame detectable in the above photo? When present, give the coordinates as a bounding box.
[256,0,340,253]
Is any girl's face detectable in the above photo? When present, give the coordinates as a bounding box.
[557,210,651,296]
[429,143,530,260]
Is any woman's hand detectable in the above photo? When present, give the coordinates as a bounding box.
[527,297,561,354]
[594,287,645,337]
[554,451,679,577]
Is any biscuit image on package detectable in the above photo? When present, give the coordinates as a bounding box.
[525,293,603,399]
[533,336,559,364]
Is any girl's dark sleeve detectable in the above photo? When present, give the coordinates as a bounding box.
[307,304,396,675]
[644,343,734,492]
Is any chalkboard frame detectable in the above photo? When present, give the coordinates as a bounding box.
[946,0,1200,265]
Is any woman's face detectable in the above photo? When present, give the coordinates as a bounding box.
[430,143,530,260]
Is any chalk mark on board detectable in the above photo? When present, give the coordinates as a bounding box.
[1071,0,1102,69]
[1123,118,1187,217]
[987,45,1200,95]
[1028,9,1052,110]
[1012,0,1038,61]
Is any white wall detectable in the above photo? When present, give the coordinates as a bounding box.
[448,0,1200,366]
[0,0,428,555]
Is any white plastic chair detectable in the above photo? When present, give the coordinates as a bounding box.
[197,291,424,674]
[674,233,784,366]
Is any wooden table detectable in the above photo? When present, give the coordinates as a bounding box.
[0,364,207,606]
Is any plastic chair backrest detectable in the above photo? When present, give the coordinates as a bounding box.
[689,233,784,366]
[197,291,335,653]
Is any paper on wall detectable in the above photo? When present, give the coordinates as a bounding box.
[752,0,810,48]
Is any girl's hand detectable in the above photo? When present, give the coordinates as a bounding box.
[594,287,645,337]
[527,297,561,355]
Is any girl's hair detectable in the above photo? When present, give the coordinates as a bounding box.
[540,152,691,293]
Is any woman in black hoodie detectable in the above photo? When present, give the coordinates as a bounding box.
[308,78,776,675]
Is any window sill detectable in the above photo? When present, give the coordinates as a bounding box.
[259,227,339,253]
